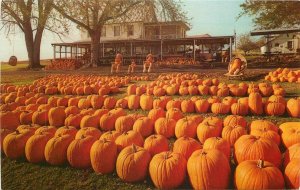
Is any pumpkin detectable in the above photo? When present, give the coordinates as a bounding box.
[235,160,285,189]
[115,115,134,133]
[284,159,300,189]
[148,108,166,122]
[48,107,66,127]
[100,130,121,142]
[166,108,183,122]
[231,103,248,116]
[211,102,230,114]
[194,99,210,113]
[166,99,182,110]
[283,143,300,168]
[250,120,278,133]
[34,125,56,135]
[250,128,280,145]
[99,113,117,131]
[90,138,118,174]
[229,58,242,74]
[248,92,263,115]
[154,117,176,138]
[203,137,230,160]
[132,117,154,138]
[173,136,202,160]
[234,135,282,167]
[127,95,140,110]
[116,144,151,182]
[127,84,137,95]
[144,134,169,156]
[281,125,300,148]
[67,135,97,168]
[197,117,223,144]
[75,127,102,139]
[222,96,237,107]
[0,111,20,130]
[149,151,187,189]
[64,106,80,116]
[198,85,209,95]
[90,95,105,109]
[264,102,285,116]
[25,132,54,163]
[188,149,231,189]
[115,98,128,109]
[32,110,49,126]
[53,125,75,138]
[103,97,117,109]
[175,117,198,138]
[64,113,85,128]
[287,98,300,118]
[1,128,13,152]
[217,87,229,97]
[222,125,247,147]
[223,115,247,128]
[140,94,153,111]
[3,129,35,159]
[115,130,144,152]
[180,99,195,113]
[20,110,34,125]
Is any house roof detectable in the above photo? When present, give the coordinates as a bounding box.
[251,28,300,36]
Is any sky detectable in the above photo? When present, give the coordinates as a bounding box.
[0,0,254,62]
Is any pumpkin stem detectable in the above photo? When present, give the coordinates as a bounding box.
[257,159,264,168]
[81,135,85,139]
[132,144,137,153]
[164,151,170,159]
[15,129,20,134]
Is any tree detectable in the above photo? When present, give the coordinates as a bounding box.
[53,0,188,67]
[1,0,68,69]
[237,34,263,55]
[239,1,300,29]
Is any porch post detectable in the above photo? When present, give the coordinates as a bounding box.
[229,37,232,61]
[160,39,163,60]
[193,39,196,61]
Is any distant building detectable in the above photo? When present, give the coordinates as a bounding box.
[251,28,300,54]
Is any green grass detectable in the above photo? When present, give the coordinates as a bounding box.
[1,63,300,189]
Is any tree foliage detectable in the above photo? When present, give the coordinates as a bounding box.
[239,1,300,29]
[237,34,263,55]
[53,0,188,66]
[1,0,69,68]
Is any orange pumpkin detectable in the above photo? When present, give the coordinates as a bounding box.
[144,134,169,156]
[284,159,300,189]
[203,137,230,160]
[173,136,202,160]
[115,130,144,152]
[175,117,198,138]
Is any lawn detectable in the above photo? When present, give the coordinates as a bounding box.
[1,62,300,189]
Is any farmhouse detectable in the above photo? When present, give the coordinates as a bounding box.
[52,20,234,65]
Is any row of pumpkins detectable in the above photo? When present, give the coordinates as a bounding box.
[0,74,149,96]
[127,79,286,97]
[156,57,198,66]
[1,115,300,189]
[265,68,300,83]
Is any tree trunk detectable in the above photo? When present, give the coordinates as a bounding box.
[32,29,44,69]
[90,30,101,67]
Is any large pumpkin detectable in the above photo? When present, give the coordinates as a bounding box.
[48,107,66,127]
[248,92,263,115]
[173,136,202,160]
[55,126,77,138]
[187,149,231,189]
[127,95,140,110]
[149,151,187,189]
[197,117,223,144]
[99,130,121,142]
[67,135,97,168]
[148,107,166,122]
[166,108,183,121]
[203,137,230,160]
[132,117,154,138]
[250,128,280,145]
[283,143,300,168]
[75,127,102,139]
[281,125,300,148]
[250,120,278,132]
[140,94,153,111]
[235,160,285,189]
[80,114,100,129]
[116,144,151,182]
[115,130,144,152]
[221,125,247,147]
[287,98,300,118]
[99,113,117,131]
[1,128,13,152]
[223,115,247,128]
[3,129,35,159]
[0,111,20,130]
[144,134,169,156]
[25,132,54,163]
[90,138,117,174]
[181,99,195,113]
[154,117,176,138]
[231,103,248,116]
[234,135,282,167]
[194,99,210,113]
[115,115,135,133]
[284,159,300,189]
[175,117,198,138]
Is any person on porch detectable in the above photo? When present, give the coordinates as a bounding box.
[143,53,153,73]
[128,59,136,74]
[111,51,123,73]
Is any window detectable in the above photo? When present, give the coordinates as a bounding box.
[275,43,279,47]
[101,26,106,37]
[287,41,293,49]
[114,25,120,36]
[127,25,134,36]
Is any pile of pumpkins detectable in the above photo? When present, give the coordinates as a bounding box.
[265,68,300,83]
[1,113,300,189]
[44,59,84,70]
[156,57,198,66]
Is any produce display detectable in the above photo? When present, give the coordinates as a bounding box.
[265,68,300,83]
[156,57,198,66]
[1,73,300,189]
[44,59,84,70]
